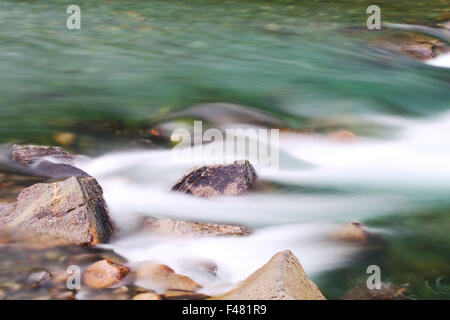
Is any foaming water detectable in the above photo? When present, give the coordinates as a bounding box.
[427,53,450,68]
[75,111,450,294]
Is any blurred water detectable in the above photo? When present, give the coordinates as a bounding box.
[74,110,450,297]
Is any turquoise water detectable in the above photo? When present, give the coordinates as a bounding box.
[1,0,449,142]
[0,0,449,299]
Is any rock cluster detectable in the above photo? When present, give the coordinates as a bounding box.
[0,144,332,300]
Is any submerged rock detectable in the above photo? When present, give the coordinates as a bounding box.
[136,263,201,292]
[401,41,439,60]
[216,250,326,300]
[10,144,74,166]
[140,216,251,237]
[330,222,375,244]
[0,144,87,179]
[0,176,115,248]
[172,160,257,197]
[159,102,286,128]
[83,259,130,289]
[341,282,408,300]
[371,33,449,61]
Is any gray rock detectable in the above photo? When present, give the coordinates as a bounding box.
[0,144,88,179]
[11,144,74,166]
[172,160,257,197]
[0,176,115,248]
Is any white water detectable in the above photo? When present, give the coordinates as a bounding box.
[426,52,450,68]
[75,110,450,295]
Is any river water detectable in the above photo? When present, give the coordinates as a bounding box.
[1,0,449,299]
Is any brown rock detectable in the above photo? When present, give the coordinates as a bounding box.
[330,222,372,244]
[0,176,116,248]
[172,160,257,197]
[401,41,437,60]
[216,250,326,300]
[132,292,163,300]
[83,259,130,289]
[163,290,209,300]
[341,282,408,300]
[140,216,251,238]
[136,263,175,280]
[54,291,76,300]
[136,263,201,292]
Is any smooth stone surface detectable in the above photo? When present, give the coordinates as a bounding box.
[330,222,374,244]
[136,263,201,292]
[216,250,326,300]
[83,259,130,289]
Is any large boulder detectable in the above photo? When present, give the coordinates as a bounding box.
[0,176,115,248]
[140,216,251,237]
[172,160,257,197]
[216,250,326,300]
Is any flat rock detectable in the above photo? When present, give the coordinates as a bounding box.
[0,144,87,179]
[172,160,257,197]
[140,216,251,237]
[0,176,115,248]
[11,144,74,166]
[83,259,130,289]
[163,290,209,300]
[216,250,326,300]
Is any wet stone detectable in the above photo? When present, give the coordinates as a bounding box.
[140,216,251,238]
[172,160,257,197]
[83,259,131,289]
[0,176,116,248]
